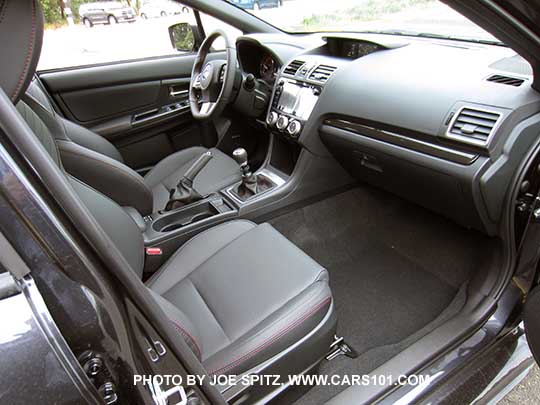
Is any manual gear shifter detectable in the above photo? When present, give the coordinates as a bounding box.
[232,148,258,194]
[230,148,275,202]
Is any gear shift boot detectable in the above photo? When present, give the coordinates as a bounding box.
[230,147,276,201]
[232,174,275,201]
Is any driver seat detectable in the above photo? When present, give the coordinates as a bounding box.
[20,80,242,215]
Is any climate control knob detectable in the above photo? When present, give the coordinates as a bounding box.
[266,111,278,127]
[287,120,302,137]
[276,115,289,131]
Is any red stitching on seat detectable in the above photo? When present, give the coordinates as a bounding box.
[171,320,202,359]
[11,0,37,101]
[208,296,332,376]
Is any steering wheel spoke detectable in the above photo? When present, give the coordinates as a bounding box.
[199,102,216,115]
[193,73,202,89]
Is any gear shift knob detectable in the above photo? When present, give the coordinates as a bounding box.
[232,148,248,167]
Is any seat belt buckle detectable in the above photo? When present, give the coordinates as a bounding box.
[146,247,163,256]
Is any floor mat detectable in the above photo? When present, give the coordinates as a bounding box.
[269,186,494,403]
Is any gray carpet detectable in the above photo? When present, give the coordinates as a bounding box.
[269,186,495,403]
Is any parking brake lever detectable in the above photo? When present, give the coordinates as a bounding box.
[164,151,213,211]
[182,151,213,188]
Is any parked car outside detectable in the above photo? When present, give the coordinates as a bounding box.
[79,1,136,27]
[139,0,189,19]
[226,0,282,11]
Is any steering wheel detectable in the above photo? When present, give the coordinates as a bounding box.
[190,30,237,120]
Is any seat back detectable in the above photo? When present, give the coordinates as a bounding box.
[15,98,146,277]
[20,82,154,215]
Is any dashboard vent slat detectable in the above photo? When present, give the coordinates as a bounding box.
[309,64,337,83]
[448,107,501,145]
[283,60,304,76]
[486,74,525,87]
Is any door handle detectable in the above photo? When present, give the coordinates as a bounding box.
[169,89,188,98]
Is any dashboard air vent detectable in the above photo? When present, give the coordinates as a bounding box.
[486,74,525,87]
[309,64,337,83]
[448,107,501,145]
[283,60,304,76]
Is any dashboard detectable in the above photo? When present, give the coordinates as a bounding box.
[237,39,280,84]
[325,37,384,59]
[234,33,540,236]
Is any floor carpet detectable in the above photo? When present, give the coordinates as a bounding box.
[269,186,495,403]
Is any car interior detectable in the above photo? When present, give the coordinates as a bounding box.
[2,0,540,403]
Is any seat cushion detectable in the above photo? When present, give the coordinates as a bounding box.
[147,220,334,376]
[144,146,241,211]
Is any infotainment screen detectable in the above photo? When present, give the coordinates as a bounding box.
[277,82,319,120]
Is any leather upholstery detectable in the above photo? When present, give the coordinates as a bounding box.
[69,175,146,277]
[19,82,242,214]
[61,117,124,162]
[16,100,61,165]
[147,220,334,375]
[27,81,124,162]
[3,0,336,386]
[0,0,43,103]
[144,146,241,210]
[58,139,154,215]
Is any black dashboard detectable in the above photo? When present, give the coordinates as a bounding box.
[325,37,386,59]
[237,39,280,84]
[234,32,540,236]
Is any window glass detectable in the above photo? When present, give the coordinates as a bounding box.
[223,0,498,44]
[38,1,240,70]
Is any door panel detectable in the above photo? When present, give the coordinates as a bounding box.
[38,55,206,171]
[60,81,161,122]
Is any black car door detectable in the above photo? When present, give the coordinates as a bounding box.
[36,5,240,174]
[439,0,540,366]
[39,55,201,172]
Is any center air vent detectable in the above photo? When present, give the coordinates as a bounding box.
[486,74,525,87]
[447,107,502,146]
[309,64,337,83]
[283,60,304,76]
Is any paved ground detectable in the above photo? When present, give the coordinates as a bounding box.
[499,365,540,404]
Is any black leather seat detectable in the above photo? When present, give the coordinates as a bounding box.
[146,220,333,376]
[21,80,241,215]
[2,0,336,389]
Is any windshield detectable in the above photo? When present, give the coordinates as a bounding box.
[224,0,500,44]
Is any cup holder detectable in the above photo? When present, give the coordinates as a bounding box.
[153,201,219,233]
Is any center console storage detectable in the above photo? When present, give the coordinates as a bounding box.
[140,194,237,274]
[144,194,237,249]
[153,200,221,233]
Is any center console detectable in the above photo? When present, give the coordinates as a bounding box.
[266,78,321,140]
[139,145,289,273]
[138,61,329,273]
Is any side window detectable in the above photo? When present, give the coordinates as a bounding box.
[38,1,239,71]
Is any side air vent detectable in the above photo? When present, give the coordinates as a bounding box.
[283,60,304,76]
[309,64,337,83]
[447,107,502,146]
[486,74,525,87]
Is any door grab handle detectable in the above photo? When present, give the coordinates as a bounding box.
[169,89,188,98]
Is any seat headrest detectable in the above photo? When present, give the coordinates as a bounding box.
[0,0,44,103]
